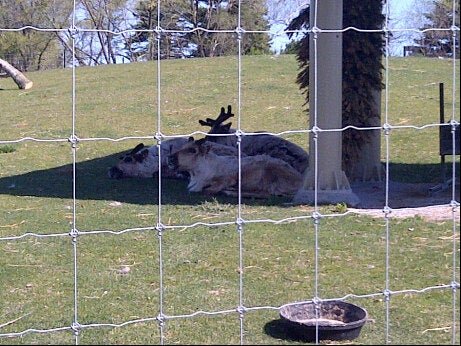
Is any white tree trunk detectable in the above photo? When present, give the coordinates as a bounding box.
[0,58,33,90]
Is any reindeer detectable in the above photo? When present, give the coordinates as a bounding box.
[108,137,242,180]
[108,138,189,179]
[167,137,303,198]
[199,105,309,175]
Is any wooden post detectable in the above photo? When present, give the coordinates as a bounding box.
[0,58,33,90]
[439,82,446,183]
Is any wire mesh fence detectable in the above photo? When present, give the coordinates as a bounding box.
[0,0,459,344]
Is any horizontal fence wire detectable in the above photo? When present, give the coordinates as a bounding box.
[0,0,460,344]
[0,25,459,35]
[2,123,460,145]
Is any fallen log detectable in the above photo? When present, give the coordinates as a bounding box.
[0,58,33,90]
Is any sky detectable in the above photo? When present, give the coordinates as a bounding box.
[268,0,418,56]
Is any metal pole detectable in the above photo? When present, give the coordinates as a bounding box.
[294,0,359,206]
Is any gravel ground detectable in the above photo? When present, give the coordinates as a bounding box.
[349,180,460,222]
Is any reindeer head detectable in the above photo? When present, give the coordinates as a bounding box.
[108,143,153,179]
[108,138,189,179]
[167,137,213,172]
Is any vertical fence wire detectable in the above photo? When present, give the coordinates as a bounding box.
[310,2,320,343]
[450,1,460,343]
[70,0,80,344]
[236,2,245,343]
[383,1,392,343]
[155,1,166,344]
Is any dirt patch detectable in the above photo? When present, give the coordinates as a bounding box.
[349,180,460,222]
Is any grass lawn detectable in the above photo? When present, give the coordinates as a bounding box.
[0,54,459,345]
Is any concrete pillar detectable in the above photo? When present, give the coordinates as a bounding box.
[293,0,360,206]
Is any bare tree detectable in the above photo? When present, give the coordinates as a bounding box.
[0,0,67,70]
[389,0,433,56]
[413,0,459,57]
[76,0,129,64]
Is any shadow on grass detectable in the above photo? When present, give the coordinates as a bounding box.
[0,151,458,206]
[388,161,459,184]
[264,318,366,343]
[0,151,293,206]
[264,319,315,343]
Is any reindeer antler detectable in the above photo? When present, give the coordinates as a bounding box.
[199,105,234,128]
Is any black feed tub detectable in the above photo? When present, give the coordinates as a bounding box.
[279,300,368,342]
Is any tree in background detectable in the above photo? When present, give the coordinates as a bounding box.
[76,0,132,64]
[127,0,270,60]
[0,0,70,70]
[238,0,271,55]
[1,0,271,67]
[414,0,459,57]
[1,0,136,68]
[126,0,190,60]
[280,40,300,54]
[287,0,386,181]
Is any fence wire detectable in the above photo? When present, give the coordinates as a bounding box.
[0,0,460,345]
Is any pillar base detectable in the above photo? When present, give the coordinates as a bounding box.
[292,188,360,207]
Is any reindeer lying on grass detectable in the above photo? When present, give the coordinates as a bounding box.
[199,105,309,175]
[108,137,241,180]
[167,137,303,198]
[108,105,308,198]
[108,138,189,179]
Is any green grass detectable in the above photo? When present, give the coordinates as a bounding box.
[0,145,16,154]
[0,55,460,345]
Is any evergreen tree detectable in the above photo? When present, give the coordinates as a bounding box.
[127,0,270,60]
[280,40,301,55]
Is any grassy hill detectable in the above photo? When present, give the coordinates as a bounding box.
[1,54,459,178]
[0,55,459,345]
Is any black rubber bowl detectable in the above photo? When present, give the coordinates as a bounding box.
[279,301,368,342]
